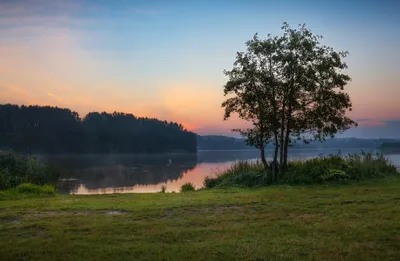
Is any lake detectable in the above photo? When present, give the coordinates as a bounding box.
[36,149,400,194]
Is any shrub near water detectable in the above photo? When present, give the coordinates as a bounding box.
[285,152,398,184]
[180,182,195,192]
[0,183,56,200]
[16,183,55,195]
[204,160,268,188]
[0,151,60,189]
[204,152,399,188]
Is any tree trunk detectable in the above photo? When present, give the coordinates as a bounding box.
[283,123,291,171]
[282,106,292,169]
[272,133,279,181]
[260,145,268,170]
[279,108,286,175]
[283,75,294,170]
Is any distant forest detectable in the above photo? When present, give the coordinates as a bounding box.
[196,135,399,151]
[0,104,197,154]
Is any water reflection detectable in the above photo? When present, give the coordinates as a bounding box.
[69,162,234,194]
[36,153,198,194]
[35,149,399,194]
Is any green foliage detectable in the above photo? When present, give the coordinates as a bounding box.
[180,182,195,192]
[203,176,221,188]
[16,183,55,195]
[232,172,269,187]
[0,183,55,200]
[222,22,357,175]
[319,169,349,182]
[0,151,60,190]
[205,153,399,187]
[204,161,268,188]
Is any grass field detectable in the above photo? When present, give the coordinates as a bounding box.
[1,178,400,261]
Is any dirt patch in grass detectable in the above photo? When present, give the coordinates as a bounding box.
[0,216,21,225]
[215,205,244,213]
[25,209,131,217]
[160,204,246,219]
[106,210,130,215]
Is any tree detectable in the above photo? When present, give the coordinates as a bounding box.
[222,22,356,179]
[222,40,277,171]
[0,104,197,154]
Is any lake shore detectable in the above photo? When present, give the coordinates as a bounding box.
[1,178,400,261]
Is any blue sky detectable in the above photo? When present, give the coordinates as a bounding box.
[0,0,399,138]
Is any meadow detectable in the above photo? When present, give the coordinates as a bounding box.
[1,151,399,260]
[1,177,400,261]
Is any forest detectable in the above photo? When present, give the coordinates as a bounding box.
[0,104,197,154]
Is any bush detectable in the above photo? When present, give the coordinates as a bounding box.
[285,152,398,184]
[204,152,399,188]
[160,185,167,193]
[232,172,269,187]
[0,151,60,190]
[0,183,56,200]
[180,182,195,192]
[203,176,220,188]
[16,183,55,195]
[204,160,268,188]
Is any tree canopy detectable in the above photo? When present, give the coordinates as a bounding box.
[0,104,197,154]
[222,22,357,179]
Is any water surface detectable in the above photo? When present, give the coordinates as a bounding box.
[36,149,400,194]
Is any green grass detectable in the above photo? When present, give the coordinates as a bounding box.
[1,178,400,260]
[205,152,399,188]
[0,183,56,200]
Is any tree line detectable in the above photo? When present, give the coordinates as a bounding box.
[197,135,385,151]
[0,104,197,154]
[222,22,357,179]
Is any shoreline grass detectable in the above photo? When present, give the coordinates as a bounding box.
[1,178,400,260]
[204,152,399,188]
[0,183,56,200]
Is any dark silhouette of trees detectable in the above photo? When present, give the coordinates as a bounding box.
[222,23,356,179]
[0,104,196,154]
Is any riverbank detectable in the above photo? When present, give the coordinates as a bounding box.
[1,178,400,261]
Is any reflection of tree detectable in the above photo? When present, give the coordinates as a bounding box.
[39,154,197,190]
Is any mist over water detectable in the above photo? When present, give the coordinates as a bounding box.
[36,149,400,194]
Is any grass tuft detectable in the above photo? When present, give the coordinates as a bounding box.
[180,182,195,192]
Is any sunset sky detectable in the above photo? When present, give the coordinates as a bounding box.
[0,0,399,138]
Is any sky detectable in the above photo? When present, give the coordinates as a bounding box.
[0,0,399,138]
